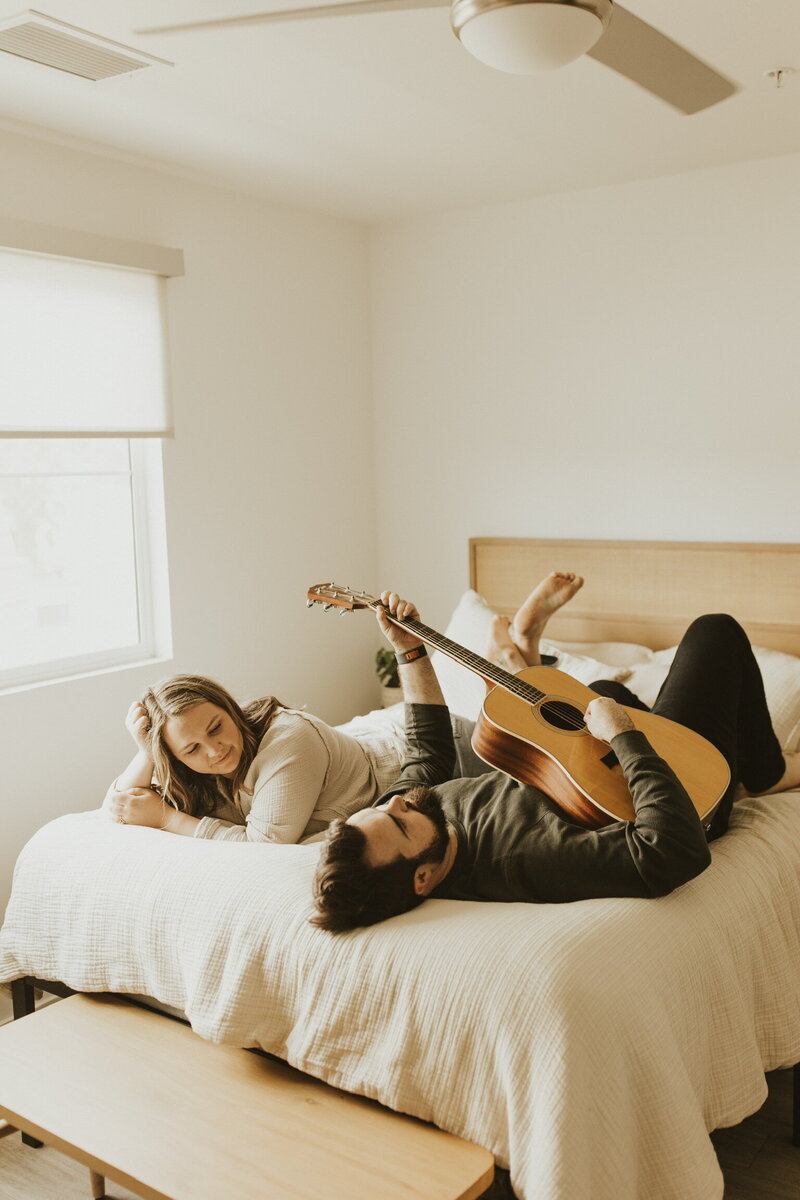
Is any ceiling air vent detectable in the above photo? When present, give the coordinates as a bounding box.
[0,9,172,80]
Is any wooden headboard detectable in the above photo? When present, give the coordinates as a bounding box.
[470,538,800,657]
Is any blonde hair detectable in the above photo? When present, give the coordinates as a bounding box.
[141,675,285,819]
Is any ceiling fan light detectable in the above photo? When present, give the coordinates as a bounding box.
[452,0,612,75]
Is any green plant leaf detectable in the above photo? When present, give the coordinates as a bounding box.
[375,647,399,687]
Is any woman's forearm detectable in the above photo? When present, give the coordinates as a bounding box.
[161,808,201,837]
[115,749,156,791]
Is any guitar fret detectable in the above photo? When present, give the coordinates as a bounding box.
[309,585,548,707]
[401,617,545,705]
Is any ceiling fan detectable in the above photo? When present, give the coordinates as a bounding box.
[139,0,738,115]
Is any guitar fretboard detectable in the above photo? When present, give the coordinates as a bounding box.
[393,614,547,706]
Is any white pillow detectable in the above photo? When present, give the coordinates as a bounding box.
[431,590,630,721]
[429,591,498,719]
[624,648,675,709]
[625,643,800,752]
[753,645,800,753]
[553,641,655,669]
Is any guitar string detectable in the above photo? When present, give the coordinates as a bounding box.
[316,589,588,732]
[400,616,588,731]
[324,591,589,731]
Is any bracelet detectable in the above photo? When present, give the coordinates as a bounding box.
[395,645,427,665]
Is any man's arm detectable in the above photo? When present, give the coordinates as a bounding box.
[585,695,711,893]
[374,591,456,792]
[375,591,446,706]
[511,698,712,902]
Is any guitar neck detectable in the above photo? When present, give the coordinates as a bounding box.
[385,612,546,706]
[306,583,547,706]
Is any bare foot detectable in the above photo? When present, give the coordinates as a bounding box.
[510,572,584,665]
[749,751,800,796]
[486,615,528,674]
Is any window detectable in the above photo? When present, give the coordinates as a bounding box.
[0,438,168,689]
[0,233,181,690]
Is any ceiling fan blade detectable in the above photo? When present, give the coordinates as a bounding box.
[137,0,448,36]
[588,4,738,114]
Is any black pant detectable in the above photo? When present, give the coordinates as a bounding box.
[589,614,785,840]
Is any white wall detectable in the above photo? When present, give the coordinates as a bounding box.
[368,153,800,629]
[0,129,378,941]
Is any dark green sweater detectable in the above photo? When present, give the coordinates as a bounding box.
[379,703,712,903]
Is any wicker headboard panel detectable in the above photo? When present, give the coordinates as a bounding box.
[469,538,800,656]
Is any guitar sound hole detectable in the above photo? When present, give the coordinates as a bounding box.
[539,700,586,732]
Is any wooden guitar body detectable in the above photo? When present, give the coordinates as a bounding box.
[473,666,730,828]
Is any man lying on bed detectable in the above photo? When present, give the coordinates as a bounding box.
[311,587,800,933]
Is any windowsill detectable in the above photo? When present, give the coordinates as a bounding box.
[0,655,173,697]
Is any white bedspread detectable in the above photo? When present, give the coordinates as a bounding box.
[2,794,800,1200]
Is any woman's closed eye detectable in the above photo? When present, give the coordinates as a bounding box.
[186,722,222,755]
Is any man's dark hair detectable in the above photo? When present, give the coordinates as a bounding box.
[310,786,448,934]
[310,819,428,933]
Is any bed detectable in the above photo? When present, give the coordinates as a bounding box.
[2,537,800,1200]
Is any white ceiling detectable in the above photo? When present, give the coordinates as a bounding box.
[0,0,798,222]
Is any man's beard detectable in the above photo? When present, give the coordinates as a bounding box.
[404,786,450,864]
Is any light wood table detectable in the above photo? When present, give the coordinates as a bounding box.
[0,993,494,1200]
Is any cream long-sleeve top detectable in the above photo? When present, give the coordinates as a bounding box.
[193,708,406,844]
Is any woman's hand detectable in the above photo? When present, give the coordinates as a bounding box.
[584,696,635,744]
[125,701,153,758]
[376,591,424,654]
[108,786,166,829]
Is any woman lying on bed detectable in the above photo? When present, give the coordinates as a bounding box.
[105,573,586,843]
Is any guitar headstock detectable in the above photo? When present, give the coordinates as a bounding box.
[306,583,380,612]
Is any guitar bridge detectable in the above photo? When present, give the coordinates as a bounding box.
[600,749,619,770]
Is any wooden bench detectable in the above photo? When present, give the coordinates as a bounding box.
[0,993,494,1200]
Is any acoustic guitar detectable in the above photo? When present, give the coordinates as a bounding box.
[306,583,730,829]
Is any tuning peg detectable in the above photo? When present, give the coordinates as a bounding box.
[306,600,315,608]
[339,609,349,616]
[323,603,334,611]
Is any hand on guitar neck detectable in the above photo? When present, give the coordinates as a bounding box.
[376,591,447,707]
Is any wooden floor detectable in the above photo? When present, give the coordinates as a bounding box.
[0,1136,139,1200]
[0,1068,797,1199]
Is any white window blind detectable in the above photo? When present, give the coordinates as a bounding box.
[0,233,177,688]
[0,247,173,437]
